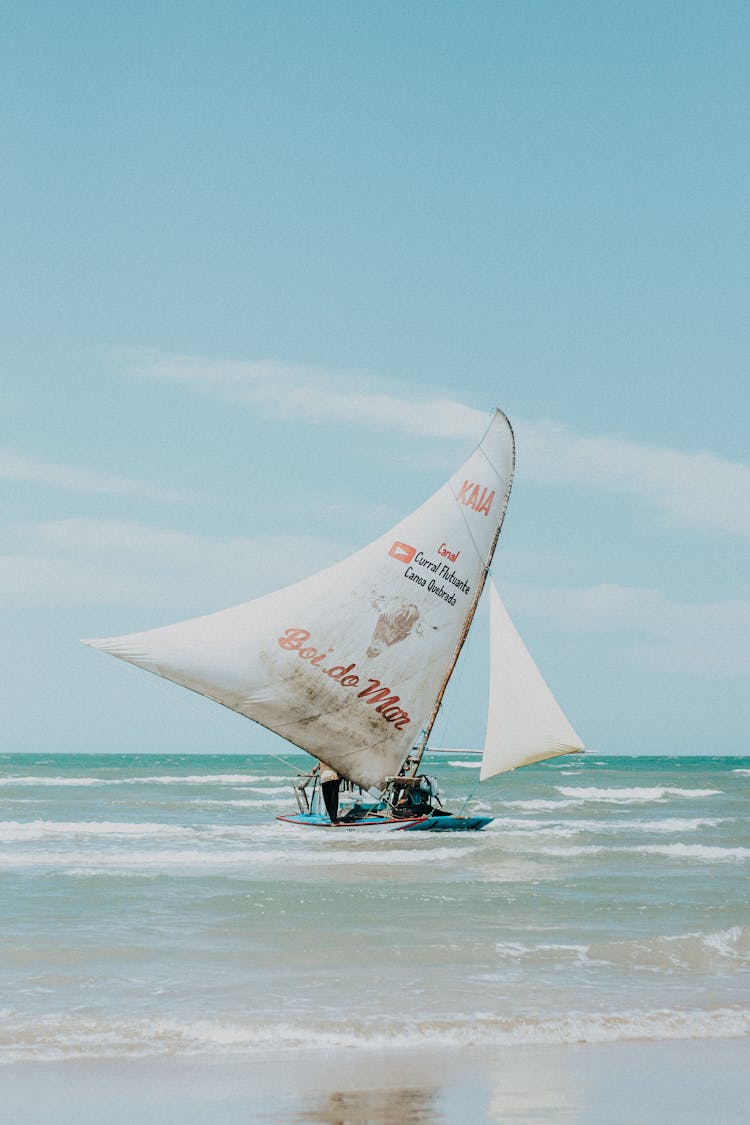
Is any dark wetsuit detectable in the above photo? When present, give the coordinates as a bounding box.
[321,779,340,823]
[319,763,340,824]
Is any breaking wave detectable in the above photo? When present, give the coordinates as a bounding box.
[0,774,291,787]
[502,799,584,811]
[556,786,721,803]
[0,840,478,875]
[488,816,721,836]
[503,841,750,864]
[630,843,750,863]
[0,820,292,844]
[3,1007,750,1063]
[494,927,750,971]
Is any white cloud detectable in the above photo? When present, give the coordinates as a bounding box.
[3,518,344,609]
[503,581,750,678]
[122,349,486,440]
[123,349,750,537]
[0,554,174,606]
[0,450,187,503]
[516,419,750,537]
[505,582,665,631]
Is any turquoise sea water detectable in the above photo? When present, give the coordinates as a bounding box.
[1,753,749,1064]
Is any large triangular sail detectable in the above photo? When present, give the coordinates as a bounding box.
[480,582,584,779]
[84,411,515,790]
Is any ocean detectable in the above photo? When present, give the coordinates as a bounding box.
[2,752,750,1122]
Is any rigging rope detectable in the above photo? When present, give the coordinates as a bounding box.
[456,772,484,816]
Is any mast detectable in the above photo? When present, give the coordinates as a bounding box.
[407,409,515,777]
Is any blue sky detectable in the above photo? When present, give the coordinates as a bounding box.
[2,1,748,756]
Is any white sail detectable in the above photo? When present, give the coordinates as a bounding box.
[84,410,515,790]
[480,582,583,779]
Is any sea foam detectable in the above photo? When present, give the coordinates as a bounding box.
[556,786,721,803]
[3,1007,750,1063]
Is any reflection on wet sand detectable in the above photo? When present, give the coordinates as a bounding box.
[289,1084,441,1124]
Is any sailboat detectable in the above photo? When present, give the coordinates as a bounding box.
[83,409,583,831]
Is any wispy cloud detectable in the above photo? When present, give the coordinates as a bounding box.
[504,581,750,678]
[516,419,750,537]
[0,554,174,606]
[3,518,344,609]
[0,450,188,503]
[121,349,486,439]
[123,349,750,537]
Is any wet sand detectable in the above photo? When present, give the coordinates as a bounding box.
[4,1039,749,1124]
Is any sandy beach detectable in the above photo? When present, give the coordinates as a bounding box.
[4,1040,750,1124]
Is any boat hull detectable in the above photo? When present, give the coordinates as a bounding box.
[276,812,492,832]
[398,814,492,831]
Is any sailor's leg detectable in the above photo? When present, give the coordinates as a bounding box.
[321,780,340,823]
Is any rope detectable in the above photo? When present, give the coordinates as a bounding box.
[269,751,309,775]
[456,773,483,815]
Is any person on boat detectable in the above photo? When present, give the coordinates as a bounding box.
[392,776,433,818]
[317,760,341,825]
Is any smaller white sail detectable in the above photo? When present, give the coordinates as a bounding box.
[481,583,583,779]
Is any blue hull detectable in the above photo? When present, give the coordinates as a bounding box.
[276,812,492,832]
[398,815,493,831]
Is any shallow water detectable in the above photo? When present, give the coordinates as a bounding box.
[1,753,749,1064]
